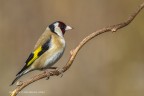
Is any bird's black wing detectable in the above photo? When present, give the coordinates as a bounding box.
[16,36,52,76]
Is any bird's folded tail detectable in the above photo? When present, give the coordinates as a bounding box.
[10,73,23,86]
[10,67,32,86]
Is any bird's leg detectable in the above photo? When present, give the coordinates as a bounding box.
[49,67,57,69]
[44,67,64,79]
[43,67,57,80]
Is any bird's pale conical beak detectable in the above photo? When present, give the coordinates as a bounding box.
[65,26,72,31]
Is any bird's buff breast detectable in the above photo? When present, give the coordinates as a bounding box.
[43,47,64,69]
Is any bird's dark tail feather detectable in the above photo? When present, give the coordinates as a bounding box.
[10,73,23,86]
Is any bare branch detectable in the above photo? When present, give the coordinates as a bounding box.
[10,2,144,96]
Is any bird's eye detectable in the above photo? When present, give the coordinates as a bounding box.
[59,24,64,30]
[58,22,66,31]
[61,25,65,29]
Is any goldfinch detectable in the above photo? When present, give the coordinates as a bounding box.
[11,21,72,85]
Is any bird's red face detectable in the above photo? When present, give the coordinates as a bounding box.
[49,21,72,36]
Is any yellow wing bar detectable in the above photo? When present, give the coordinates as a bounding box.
[27,46,42,66]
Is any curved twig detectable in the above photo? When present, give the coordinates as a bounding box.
[10,2,144,96]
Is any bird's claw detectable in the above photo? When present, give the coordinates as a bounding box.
[44,70,51,80]
[44,67,64,80]
[56,68,64,77]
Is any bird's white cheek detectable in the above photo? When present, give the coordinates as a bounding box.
[55,28,63,37]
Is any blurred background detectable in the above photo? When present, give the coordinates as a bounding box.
[0,0,144,96]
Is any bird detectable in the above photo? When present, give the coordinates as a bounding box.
[11,21,72,85]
